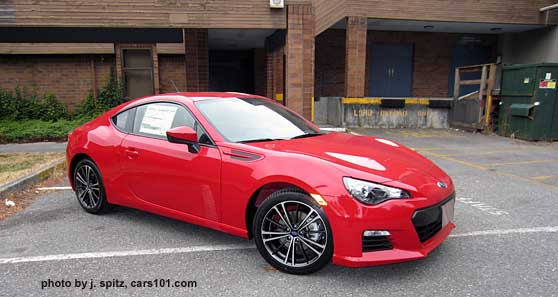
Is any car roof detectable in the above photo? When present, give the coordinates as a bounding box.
[160,92,268,102]
[114,92,274,115]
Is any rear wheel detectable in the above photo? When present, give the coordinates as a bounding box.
[73,159,110,214]
[253,189,333,274]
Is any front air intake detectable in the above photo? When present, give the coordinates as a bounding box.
[412,193,454,242]
[362,235,393,252]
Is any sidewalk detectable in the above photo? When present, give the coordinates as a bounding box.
[0,142,67,153]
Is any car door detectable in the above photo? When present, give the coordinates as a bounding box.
[118,101,221,221]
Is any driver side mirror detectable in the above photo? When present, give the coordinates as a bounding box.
[166,126,200,153]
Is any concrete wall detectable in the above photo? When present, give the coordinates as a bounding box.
[327,97,343,127]
[343,104,449,128]
[314,97,343,126]
[501,26,558,65]
[314,98,329,124]
[316,97,450,128]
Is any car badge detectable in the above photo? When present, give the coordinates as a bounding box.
[437,181,447,189]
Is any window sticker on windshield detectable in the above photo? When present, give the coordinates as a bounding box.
[139,104,178,136]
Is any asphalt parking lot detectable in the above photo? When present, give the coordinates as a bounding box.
[1,129,558,297]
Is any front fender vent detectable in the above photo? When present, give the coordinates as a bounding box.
[223,149,262,161]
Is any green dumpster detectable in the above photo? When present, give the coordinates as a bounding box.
[499,63,558,141]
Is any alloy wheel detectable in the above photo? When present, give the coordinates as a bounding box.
[74,164,101,209]
[260,200,328,268]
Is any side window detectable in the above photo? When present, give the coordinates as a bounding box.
[132,102,212,145]
[133,102,185,138]
[112,109,132,132]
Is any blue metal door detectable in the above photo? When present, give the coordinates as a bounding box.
[448,45,491,96]
[370,44,392,96]
[369,43,413,97]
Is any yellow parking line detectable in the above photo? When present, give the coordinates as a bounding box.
[440,150,515,157]
[413,147,474,151]
[415,145,558,153]
[422,151,488,170]
[532,175,558,180]
[483,160,558,167]
[428,147,558,157]
[414,146,517,152]
[422,151,557,188]
[495,170,558,188]
[393,131,462,139]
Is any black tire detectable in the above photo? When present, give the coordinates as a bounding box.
[73,158,110,214]
[253,189,333,274]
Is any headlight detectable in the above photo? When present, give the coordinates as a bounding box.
[343,177,411,205]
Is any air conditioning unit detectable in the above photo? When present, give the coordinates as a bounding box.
[270,0,284,9]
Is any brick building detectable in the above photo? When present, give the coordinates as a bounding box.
[1,0,557,119]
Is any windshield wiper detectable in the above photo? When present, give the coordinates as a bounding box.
[239,138,283,143]
[290,132,324,140]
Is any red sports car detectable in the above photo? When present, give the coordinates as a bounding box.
[66,92,455,274]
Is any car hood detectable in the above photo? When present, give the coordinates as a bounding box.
[248,132,434,182]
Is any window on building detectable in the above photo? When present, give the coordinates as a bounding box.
[121,49,154,99]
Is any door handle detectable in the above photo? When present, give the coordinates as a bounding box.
[124,148,139,158]
[388,67,394,78]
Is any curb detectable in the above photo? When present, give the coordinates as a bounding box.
[0,158,66,199]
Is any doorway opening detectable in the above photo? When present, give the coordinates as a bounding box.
[209,50,254,93]
[121,48,155,99]
[207,29,275,95]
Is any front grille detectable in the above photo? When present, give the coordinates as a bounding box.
[412,193,454,243]
[413,209,442,242]
[362,235,393,252]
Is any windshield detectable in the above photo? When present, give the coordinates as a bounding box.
[195,98,319,143]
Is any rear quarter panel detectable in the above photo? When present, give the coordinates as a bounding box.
[67,114,128,205]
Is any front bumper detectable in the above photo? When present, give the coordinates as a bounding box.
[333,221,454,267]
[324,175,455,268]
